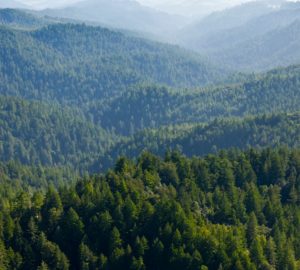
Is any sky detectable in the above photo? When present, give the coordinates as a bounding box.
[16,0,253,15]
[139,0,252,15]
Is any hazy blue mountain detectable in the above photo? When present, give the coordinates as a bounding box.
[0,8,50,28]
[179,0,300,71]
[213,20,300,71]
[38,0,187,38]
[179,1,277,40]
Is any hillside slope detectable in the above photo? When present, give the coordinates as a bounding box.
[2,148,300,269]
[39,0,187,37]
[0,8,49,28]
[0,22,226,104]
[89,65,300,135]
[0,95,116,168]
[94,112,300,171]
[180,1,300,71]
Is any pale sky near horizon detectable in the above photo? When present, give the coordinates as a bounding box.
[16,0,298,16]
[17,0,254,15]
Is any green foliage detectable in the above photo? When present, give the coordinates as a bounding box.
[0,23,225,105]
[88,66,300,136]
[1,19,300,172]
[0,95,116,169]
[97,112,300,170]
[0,149,300,269]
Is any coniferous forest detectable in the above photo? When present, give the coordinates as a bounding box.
[2,149,300,269]
[1,2,300,269]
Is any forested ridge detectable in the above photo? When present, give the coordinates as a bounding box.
[0,22,226,105]
[180,1,300,71]
[1,149,300,269]
[1,13,300,170]
[1,94,300,172]
[0,95,117,169]
[1,64,300,170]
[0,161,77,191]
[0,9,50,29]
[97,112,300,170]
[90,67,300,135]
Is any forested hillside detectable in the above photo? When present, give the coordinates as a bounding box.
[91,66,300,135]
[180,1,300,71]
[99,113,300,170]
[1,149,300,269]
[1,64,300,170]
[0,96,116,168]
[0,9,49,29]
[38,0,187,37]
[1,63,300,171]
[0,161,77,191]
[0,22,225,104]
[210,20,300,71]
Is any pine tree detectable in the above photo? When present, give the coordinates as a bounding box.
[246,212,258,245]
[109,227,122,254]
[266,237,277,268]
[79,243,98,270]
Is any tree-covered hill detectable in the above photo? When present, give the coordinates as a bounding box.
[2,64,300,171]
[2,94,300,174]
[0,8,49,29]
[38,0,187,38]
[1,5,300,269]
[1,148,300,269]
[211,20,300,71]
[98,113,300,171]
[0,95,117,168]
[91,65,300,135]
[1,10,300,176]
[0,22,226,104]
[180,1,300,71]
[0,161,77,192]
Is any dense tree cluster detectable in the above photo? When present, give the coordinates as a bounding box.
[0,160,77,192]
[0,96,116,169]
[91,68,300,135]
[0,9,50,29]
[2,92,300,173]
[98,113,300,170]
[1,149,300,269]
[0,22,226,105]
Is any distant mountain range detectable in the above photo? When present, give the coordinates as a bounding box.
[179,1,300,71]
[23,0,300,71]
[2,0,299,72]
[37,0,187,37]
[0,8,52,28]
